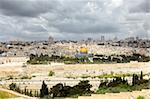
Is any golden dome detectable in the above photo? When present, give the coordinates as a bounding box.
[80,47,88,53]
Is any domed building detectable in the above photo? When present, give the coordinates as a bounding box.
[80,47,88,54]
[75,47,93,58]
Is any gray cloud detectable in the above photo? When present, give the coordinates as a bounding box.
[0,0,149,41]
[0,0,59,17]
[129,0,150,13]
[43,0,124,33]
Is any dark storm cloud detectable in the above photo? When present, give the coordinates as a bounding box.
[44,0,123,34]
[0,0,149,41]
[0,0,59,17]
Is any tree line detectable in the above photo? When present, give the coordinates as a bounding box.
[27,53,150,64]
[93,53,150,63]
[9,80,93,98]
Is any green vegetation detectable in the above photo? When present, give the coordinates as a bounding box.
[0,91,17,99]
[9,80,93,98]
[65,71,150,79]
[48,71,55,76]
[27,54,80,64]
[137,96,145,99]
[39,80,93,98]
[49,80,93,98]
[95,73,132,78]
[65,72,133,79]
[21,76,32,79]
[96,71,150,94]
[97,76,131,94]
[93,53,150,63]
[27,53,150,64]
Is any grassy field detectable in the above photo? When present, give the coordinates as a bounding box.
[0,91,17,99]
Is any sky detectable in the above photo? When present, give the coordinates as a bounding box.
[0,0,149,41]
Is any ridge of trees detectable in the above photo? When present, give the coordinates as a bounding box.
[41,80,93,98]
[27,53,150,64]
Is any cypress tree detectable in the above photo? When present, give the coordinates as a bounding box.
[24,88,27,95]
[132,74,135,86]
[135,74,139,84]
[140,71,143,80]
[40,81,49,97]
[29,90,32,97]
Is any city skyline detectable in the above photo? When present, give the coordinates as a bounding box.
[0,0,149,41]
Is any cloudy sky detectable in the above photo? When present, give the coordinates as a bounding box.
[0,0,149,41]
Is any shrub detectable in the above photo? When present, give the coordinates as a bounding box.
[21,76,31,79]
[97,84,132,94]
[48,71,55,76]
[7,75,13,80]
[137,96,145,99]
